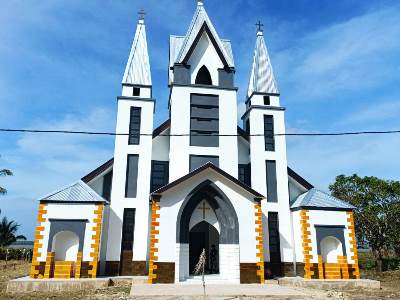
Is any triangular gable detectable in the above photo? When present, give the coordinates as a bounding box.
[152,162,264,199]
[175,3,234,68]
[40,180,108,204]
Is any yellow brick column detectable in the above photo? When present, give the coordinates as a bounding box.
[88,204,104,278]
[30,203,47,278]
[254,201,265,284]
[75,252,83,278]
[300,210,313,279]
[43,252,55,279]
[338,255,350,279]
[346,211,360,279]
[317,255,324,279]
[148,196,161,284]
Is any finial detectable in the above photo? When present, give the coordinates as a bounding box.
[138,9,146,22]
[256,20,264,34]
[197,0,204,6]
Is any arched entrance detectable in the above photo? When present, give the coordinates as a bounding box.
[176,180,239,282]
[51,231,79,261]
[189,221,219,274]
[321,236,343,263]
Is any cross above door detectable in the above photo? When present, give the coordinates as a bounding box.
[198,201,211,219]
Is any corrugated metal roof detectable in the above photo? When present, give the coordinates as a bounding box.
[40,180,108,203]
[291,188,354,210]
[122,19,152,85]
[173,2,234,68]
[248,31,278,97]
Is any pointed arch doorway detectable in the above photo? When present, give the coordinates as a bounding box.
[189,221,219,275]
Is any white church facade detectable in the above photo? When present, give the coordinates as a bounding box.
[30,1,360,283]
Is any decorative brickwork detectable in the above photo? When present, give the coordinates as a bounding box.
[346,211,360,279]
[43,252,55,278]
[75,252,83,278]
[30,203,48,278]
[254,201,264,283]
[88,204,104,278]
[148,197,160,284]
[300,210,313,279]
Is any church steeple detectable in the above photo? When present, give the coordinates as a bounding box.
[122,9,152,86]
[247,22,278,97]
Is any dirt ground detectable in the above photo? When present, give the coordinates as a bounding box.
[0,261,399,300]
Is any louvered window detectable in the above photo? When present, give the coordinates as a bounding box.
[128,107,141,145]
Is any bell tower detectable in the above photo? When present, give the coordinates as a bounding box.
[242,23,294,270]
[106,10,155,273]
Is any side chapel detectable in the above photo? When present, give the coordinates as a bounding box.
[30,1,360,283]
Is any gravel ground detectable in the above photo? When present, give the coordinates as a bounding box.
[1,261,399,300]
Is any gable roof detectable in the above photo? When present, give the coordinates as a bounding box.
[152,162,264,199]
[248,30,278,97]
[171,2,234,69]
[290,188,354,211]
[82,158,114,183]
[122,17,151,85]
[40,180,108,204]
[287,167,314,190]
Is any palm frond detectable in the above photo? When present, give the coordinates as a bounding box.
[0,169,13,176]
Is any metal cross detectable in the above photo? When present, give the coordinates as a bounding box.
[256,21,264,32]
[138,9,146,20]
[198,201,211,219]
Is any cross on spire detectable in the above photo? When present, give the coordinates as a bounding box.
[138,8,146,21]
[256,20,264,33]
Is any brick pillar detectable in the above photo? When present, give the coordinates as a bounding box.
[148,196,161,284]
[346,211,360,279]
[254,201,265,284]
[317,255,324,279]
[30,203,47,278]
[43,252,55,279]
[88,204,104,278]
[300,210,313,279]
[75,252,83,278]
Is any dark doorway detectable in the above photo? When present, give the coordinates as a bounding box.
[195,65,212,85]
[119,208,135,275]
[189,221,219,275]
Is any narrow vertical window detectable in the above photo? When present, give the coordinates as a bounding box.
[266,160,278,202]
[120,208,135,275]
[264,115,274,151]
[125,155,139,198]
[102,171,113,201]
[129,107,141,145]
[132,87,140,96]
[268,212,282,277]
[151,161,169,192]
[190,94,219,147]
[264,96,270,105]
[238,163,251,186]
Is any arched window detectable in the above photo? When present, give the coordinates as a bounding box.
[320,236,343,263]
[195,65,212,85]
[51,231,79,261]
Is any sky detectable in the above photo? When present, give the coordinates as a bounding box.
[0,0,399,240]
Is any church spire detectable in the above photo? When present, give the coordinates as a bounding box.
[247,22,278,97]
[122,9,152,86]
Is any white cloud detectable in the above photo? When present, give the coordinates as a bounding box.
[274,5,400,101]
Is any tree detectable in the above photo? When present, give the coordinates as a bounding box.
[0,210,26,247]
[329,174,400,272]
[0,168,13,195]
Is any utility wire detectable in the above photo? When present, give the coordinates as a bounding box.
[0,128,400,137]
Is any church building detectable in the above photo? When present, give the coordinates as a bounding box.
[30,1,360,283]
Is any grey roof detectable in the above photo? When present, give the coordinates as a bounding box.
[290,188,354,210]
[248,31,278,97]
[40,180,108,204]
[122,19,152,85]
[169,2,234,69]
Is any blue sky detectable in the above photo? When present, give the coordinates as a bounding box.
[0,0,399,239]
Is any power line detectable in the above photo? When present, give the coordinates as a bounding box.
[0,128,400,137]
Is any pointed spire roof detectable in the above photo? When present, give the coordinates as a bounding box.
[174,1,234,68]
[247,25,278,97]
[122,10,152,85]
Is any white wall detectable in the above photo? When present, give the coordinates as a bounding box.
[107,97,154,262]
[246,94,293,263]
[39,203,99,262]
[169,86,238,182]
[152,128,170,162]
[291,209,354,264]
[188,32,224,86]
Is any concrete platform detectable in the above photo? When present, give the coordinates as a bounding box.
[278,277,381,289]
[6,276,147,293]
[130,283,315,298]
